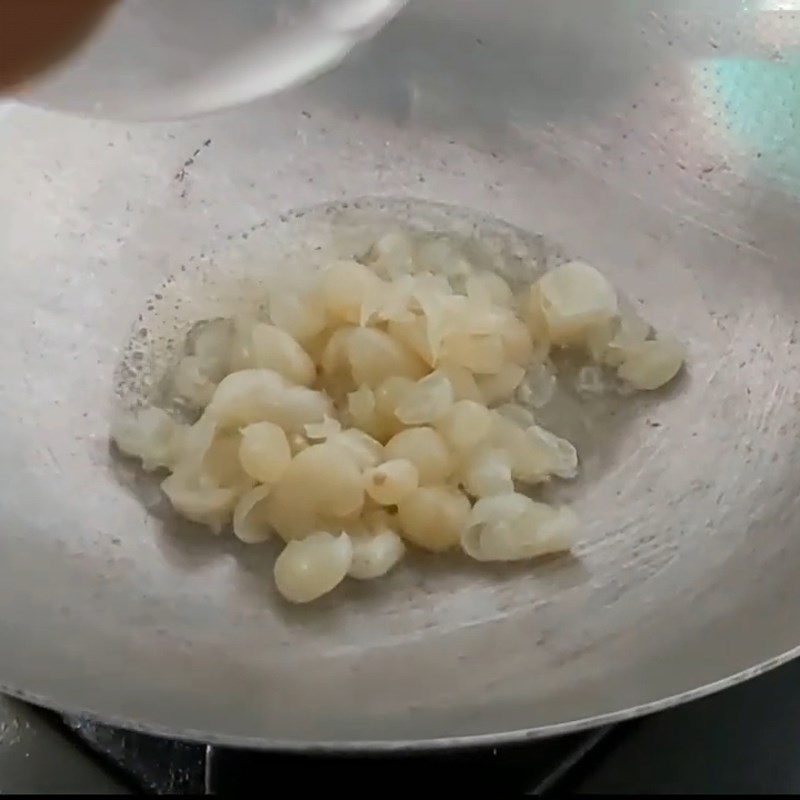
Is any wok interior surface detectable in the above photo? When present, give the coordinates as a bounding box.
[2,0,800,746]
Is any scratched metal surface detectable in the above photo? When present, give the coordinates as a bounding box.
[2,0,800,747]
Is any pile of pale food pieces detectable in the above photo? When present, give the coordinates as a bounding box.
[113,231,685,603]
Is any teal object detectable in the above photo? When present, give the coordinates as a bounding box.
[706,56,800,181]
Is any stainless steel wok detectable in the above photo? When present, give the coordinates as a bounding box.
[2,0,800,748]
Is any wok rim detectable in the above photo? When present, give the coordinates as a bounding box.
[3,645,797,752]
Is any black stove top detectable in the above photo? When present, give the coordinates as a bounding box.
[10,658,800,794]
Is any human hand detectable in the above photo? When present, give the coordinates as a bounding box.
[0,0,117,92]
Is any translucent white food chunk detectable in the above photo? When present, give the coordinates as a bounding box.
[411,276,457,359]
[397,486,471,552]
[238,421,291,484]
[438,362,483,403]
[373,375,415,438]
[462,448,514,498]
[348,529,406,580]
[364,458,419,505]
[207,368,330,433]
[585,320,616,365]
[466,272,513,308]
[462,494,577,561]
[161,470,237,533]
[304,415,342,442]
[490,413,555,484]
[500,316,535,366]
[269,291,327,344]
[525,284,551,353]
[232,484,273,543]
[516,361,557,409]
[478,363,526,406]
[288,432,310,455]
[525,425,579,480]
[436,399,493,454]
[495,403,535,428]
[265,443,364,540]
[617,337,685,390]
[415,236,472,282]
[358,279,392,327]
[300,332,332,372]
[173,319,236,407]
[364,274,416,325]
[464,272,503,307]
[372,375,412,414]
[111,407,183,472]
[607,301,652,365]
[536,261,618,344]
[274,532,353,603]
[174,413,217,467]
[332,223,384,262]
[395,371,454,425]
[202,432,253,491]
[441,331,504,374]
[321,260,385,324]
[172,356,218,409]
[250,323,316,387]
[188,318,236,380]
[319,327,356,390]
[347,384,376,420]
[388,315,435,365]
[298,443,365,517]
[385,427,454,485]
[328,428,384,470]
[369,230,416,278]
[586,300,652,368]
[226,317,260,373]
[345,385,385,440]
[345,386,386,441]
[448,295,502,336]
[347,327,427,387]
[409,271,453,306]
[261,480,319,542]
